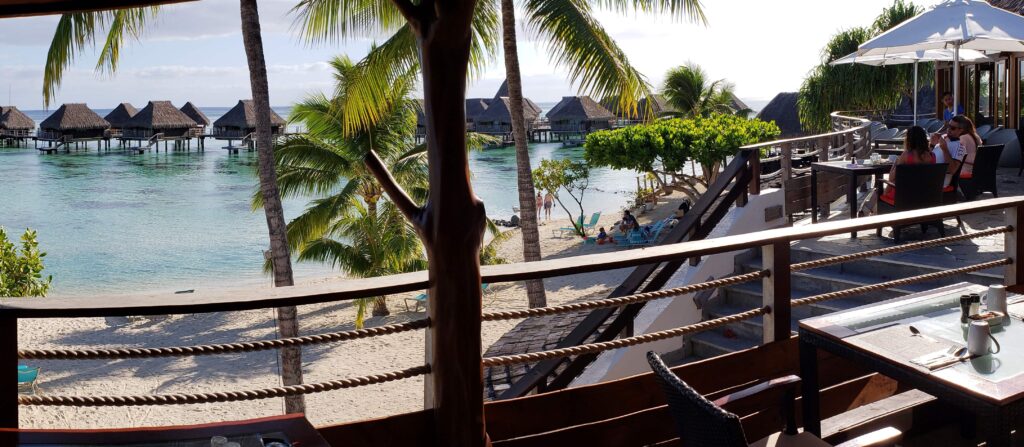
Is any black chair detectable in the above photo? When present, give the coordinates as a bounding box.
[1016,124,1024,176]
[645,352,901,447]
[876,163,948,243]
[960,144,1004,200]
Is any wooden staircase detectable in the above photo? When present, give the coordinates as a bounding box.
[686,246,1002,360]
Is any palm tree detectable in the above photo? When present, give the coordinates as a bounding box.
[294,0,704,309]
[662,62,741,119]
[41,1,307,414]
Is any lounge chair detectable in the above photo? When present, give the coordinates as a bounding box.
[553,216,585,238]
[876,163,947,243]
[646,351,901,447]
[960,144,1004,200]
[18,365,40,395]
[626,220,669,247]
[926,120,944,133]
[580,212,602,233]
[405,284,490,312]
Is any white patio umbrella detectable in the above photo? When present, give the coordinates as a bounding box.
[857,0,1024,117]
[831,48,993,124]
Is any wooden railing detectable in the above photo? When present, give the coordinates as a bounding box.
[3,196,1021,445]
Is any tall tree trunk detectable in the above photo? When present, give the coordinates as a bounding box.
[239,0,304,414]
[500,0,546,308]
[365,198,390,316]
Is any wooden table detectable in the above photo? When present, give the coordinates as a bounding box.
[810,160,893,238]
[873,147,903,158]
[873,137,905,148]
[0,414,329,446]
[800,283,1024,447]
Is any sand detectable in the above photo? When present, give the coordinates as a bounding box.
[18,192,688,429]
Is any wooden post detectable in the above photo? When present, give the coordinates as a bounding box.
[748,150,760,196]
[761,240,791,344]
[781,142,793,182]
[0,316,17,428]
[1006,205,1024,292]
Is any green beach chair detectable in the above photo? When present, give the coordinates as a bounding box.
[404,292,428,312]
[580,212,602,233]
[553,216,585,238]
[18,365,40,395]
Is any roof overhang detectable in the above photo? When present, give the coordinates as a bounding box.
[0,0,195,19]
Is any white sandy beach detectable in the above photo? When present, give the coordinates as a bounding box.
[18,192,688,429]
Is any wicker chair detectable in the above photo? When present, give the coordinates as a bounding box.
[646,352,901,447]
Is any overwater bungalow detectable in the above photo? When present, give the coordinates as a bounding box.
[9,1,1024,447]
[102,102,137,139]
[637,94,677,120]
[179,101,210,137]
[37,103,109,142]
[465,97,490,131]
[0,106,35,137]
[212,99,286,139]
[121,101,197,141]
[545,95,615,143]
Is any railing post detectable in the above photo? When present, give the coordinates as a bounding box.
[748,150,761,196]
[761,240,792,344]
[1006,206,1024,291]
[0,315,17,428]
[781,143,793,182]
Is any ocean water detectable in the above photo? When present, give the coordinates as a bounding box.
[0,105,642,296]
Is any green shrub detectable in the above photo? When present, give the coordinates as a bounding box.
[0,227,52,297]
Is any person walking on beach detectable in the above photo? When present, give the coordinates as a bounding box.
[536,192,543,218]
[543,192,555,220]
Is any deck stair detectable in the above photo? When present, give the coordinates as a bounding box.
[687,246,1002,360]
[127,133,163,154]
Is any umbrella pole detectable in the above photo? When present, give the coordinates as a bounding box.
[913,60,918,126]
[953,43,960,121]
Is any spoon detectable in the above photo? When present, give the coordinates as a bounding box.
[908,325,937,342]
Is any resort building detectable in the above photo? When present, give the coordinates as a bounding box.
[0,106,35,137]
[545,95,615,143]
[465,97,490,131]
[472,80,543,142]
[179,101,210,137]
[121,101,197,140]
[637,94,677,120]
[212,99,286,139]
[37,103,109,141]
[102,102,138,139]
[757,92,803,137]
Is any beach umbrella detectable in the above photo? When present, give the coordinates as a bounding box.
[857,0,1024,117]
[831,48,993,124]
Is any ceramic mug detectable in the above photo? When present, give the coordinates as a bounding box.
[968,320,1001,356]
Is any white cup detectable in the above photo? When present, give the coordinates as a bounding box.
[987,285,1008,322]
[968,321,1001,357]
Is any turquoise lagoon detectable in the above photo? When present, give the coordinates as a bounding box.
[1,107,642,296]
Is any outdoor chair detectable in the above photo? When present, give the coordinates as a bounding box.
[553,216,585,238]
[580,212,602,233]
[942,159,966,229]
[960,144,1004,200]
[18,365,40,395]
[626,219,669,247]
[872,127,900,141]
[404,284,489,312]
[1017,121,1024,176]
[876,163,947,243]
[645,352,901,447]
[975,124,993,140]
[926,120,944,133]
[979,126,1004,143]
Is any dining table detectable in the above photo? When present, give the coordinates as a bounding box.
[809,159,893,238]
[799,283,1024,447]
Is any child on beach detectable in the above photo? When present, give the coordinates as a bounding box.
[596,227,614,245]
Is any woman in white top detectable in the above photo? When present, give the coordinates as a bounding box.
[930,115,981,178]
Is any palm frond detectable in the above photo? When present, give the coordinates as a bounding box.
[524,0,651,119]
[97,7,157,76]
[44,12,104,107]
[290,0,406,45]
[595,0,705,23]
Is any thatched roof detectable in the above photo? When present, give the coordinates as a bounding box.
[39,103,109,131]
[756,92,802,137]
[0,106,35,130]
[214,100,286,128]
[728,94,750,114]
[991,0,1024,13]
[638,94,677,119]
[466,98,490,121]
[103,103,138,128]
[180,102,210,126]
[124,101,196,130]
[476,97,542,123]
[546,96,615,121]
[493,80,509,99]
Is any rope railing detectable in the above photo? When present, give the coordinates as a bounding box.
[19,365,430,407]
[481,306,770,367]
[792,258,1012,308]
[792,227,1012,272]
[19,318,430,361]
[481,270,767,322]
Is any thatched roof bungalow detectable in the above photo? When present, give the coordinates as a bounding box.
[546,96,615,135]
[38,103,109,140]
[465,98,490,130]
[212,100,286,138]
[474,97,542,134]
[103,103,137,129]
[122,101,197,139]
[180,102,210,136]
[0,106,35,136]
[637,94,677,120]
[756,92,802,138]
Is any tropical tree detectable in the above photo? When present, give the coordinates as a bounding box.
[0,228,52,297]
[798,0,927,132]
[41,1,307,414]
[532,159,591,237]
[662,62,743,118]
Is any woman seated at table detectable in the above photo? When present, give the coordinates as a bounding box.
[880,126,934,206]
[930,114,980,180]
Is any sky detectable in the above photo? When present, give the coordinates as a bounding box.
[0,0,903,111]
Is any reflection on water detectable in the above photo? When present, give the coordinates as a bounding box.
[0,142,639,296]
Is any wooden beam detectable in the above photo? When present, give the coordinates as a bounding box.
[762,240,792,343]
[1006,205,1023,290]
[0,317,15,428]
[318,409,435,447]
